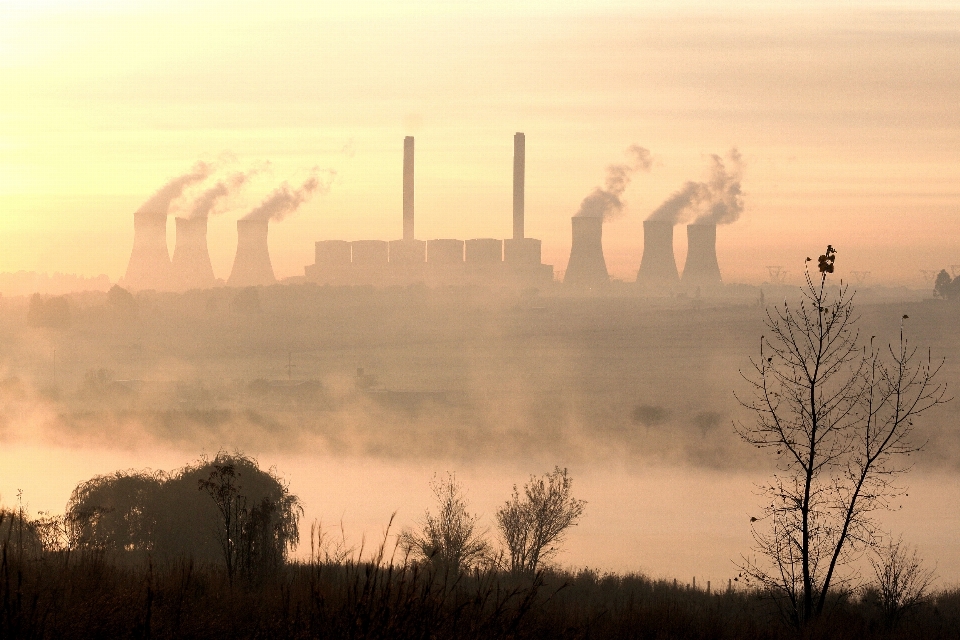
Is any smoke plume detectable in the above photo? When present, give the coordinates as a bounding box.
[241,170,335,222]
[694,149,743,225]
[646,148,743,225]
[574,145,653,220]
[188,172,250,220]
[135,162,211,224]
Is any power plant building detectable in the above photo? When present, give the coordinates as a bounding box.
[305,133,553,288]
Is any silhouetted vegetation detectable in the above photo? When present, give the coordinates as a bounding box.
[27,293,71,328]
[61,453,301,572]
[1,528,960,639]
[399,473,492,571]
[497,467,586,574]
[737,247,947,629]
[933,269,960,300]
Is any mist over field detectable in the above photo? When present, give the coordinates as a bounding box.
[1,283,958,583]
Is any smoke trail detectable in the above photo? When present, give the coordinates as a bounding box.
[694,149,743,225]
[188,172,250,220]
[574,145,653,220]
[646,181,711,224]
[646,148,743,225]
[136,162,211,223]
[241,170,336,222]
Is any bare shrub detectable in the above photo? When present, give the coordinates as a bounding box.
[496,466,586,573]
[399,473,490,571]
[867,536,936,626]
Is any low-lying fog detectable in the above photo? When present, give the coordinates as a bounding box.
[2,284,958,584]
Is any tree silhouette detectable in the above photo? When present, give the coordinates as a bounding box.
[400,473,490,572]
[736,245,947,628]
[496,467,585,573]
[65,453,301,575]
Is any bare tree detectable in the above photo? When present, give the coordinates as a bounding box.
[496,467,586,573]
[736,245,947,628]
[400,473,490,571]
[868,536,936,627]
[198,458,245,583]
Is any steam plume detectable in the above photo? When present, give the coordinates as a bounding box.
[241,170,335,222]
[136,162,211,223]
[646,148,743,225]
[188,172,250,220]
[574,145,653,220]
[695,149,743,225]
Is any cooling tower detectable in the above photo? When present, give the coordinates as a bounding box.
[564,217,608,287]
[227,219,276,287]
[513,132,525,240]
[403,136,415,241]
[681,223,722,288]
[636,220,680,286]
[171,217,216,290]
[123,212,172,290]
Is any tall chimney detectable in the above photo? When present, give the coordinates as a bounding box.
[227,219,276,287]
[564,216,608,288]
[171,217,216,290]
[636,220,680,286]
[403,136,414,240]
[123,211,172,290]
[681,223,722,288]
[513,132,525,240]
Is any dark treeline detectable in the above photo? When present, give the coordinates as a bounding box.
[1,545,960,639]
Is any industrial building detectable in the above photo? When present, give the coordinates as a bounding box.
[304,133,554,288]
[119,133,728,294]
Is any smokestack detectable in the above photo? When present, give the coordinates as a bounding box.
[564,216,608,287]
[171,217,216,290]
[403,136,414,240]
[227,219,276,287]
[636,220,680,287]
[123,211,172,290]
[513,132,525,240]
[681,223,722,288]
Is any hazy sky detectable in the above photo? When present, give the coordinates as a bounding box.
[1,0,958,285]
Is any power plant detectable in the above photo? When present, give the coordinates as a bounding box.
[118,135,733,294]
[680,223,723,289]
[228,219,277,287]
[563,216,608,288]
[636,220,680,288]
[305,133,553,288]
[171,217,216,291]
[122,211,172,291]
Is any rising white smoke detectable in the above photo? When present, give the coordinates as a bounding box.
[188,172,250,220]
[241,169,336,222]
[646,149,744,225]
[136,162,212,224]
[574,145,653,220]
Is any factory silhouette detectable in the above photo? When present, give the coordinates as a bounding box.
[122,134,726,293]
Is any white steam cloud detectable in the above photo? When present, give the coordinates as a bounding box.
[647,149,743,225]
[136,162,212,224]
[241,170,336,222]
[574,145,653,220]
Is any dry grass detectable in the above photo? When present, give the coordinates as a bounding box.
[3,536,960,639]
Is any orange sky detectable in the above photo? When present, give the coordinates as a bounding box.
[1,1,958,286]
